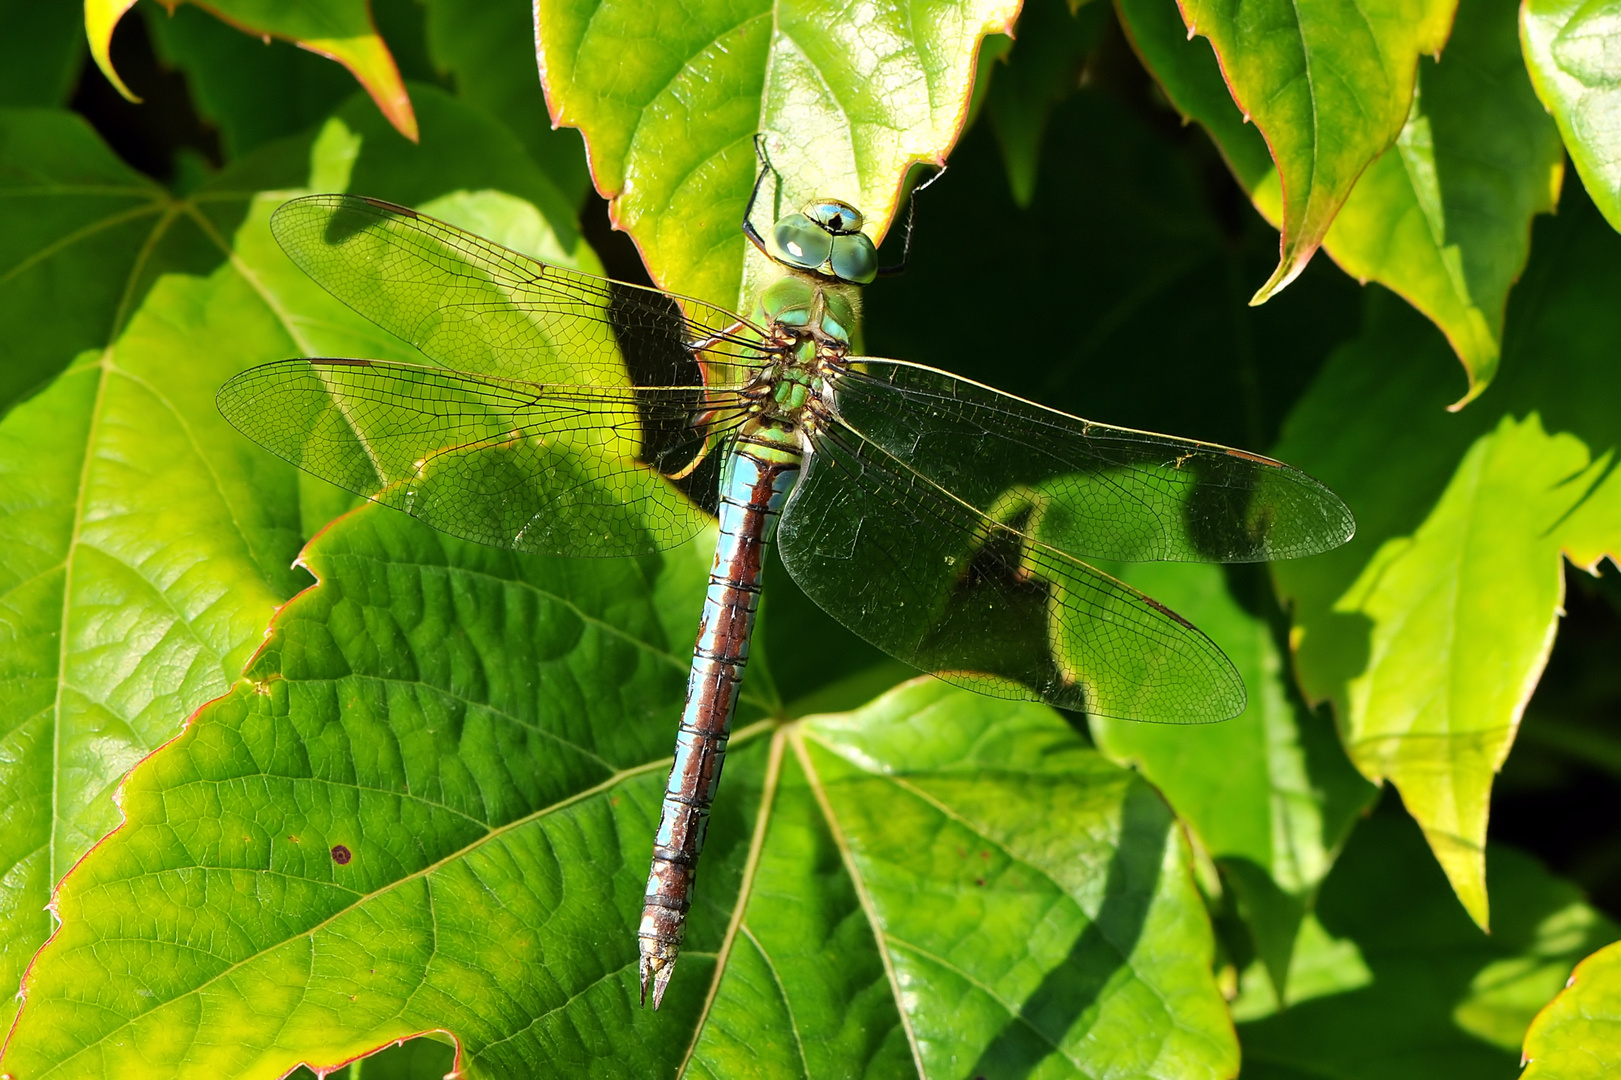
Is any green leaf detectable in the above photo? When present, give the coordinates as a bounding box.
[0,93,602,1037]
[420,0,593,206]
[1174,0,1457,302]
[787,683,1238,1079]
[0,505,735,1078]
[1091,562,1377,1001]
[5,610,1238,1078]
[1521,939,1621,1078]
[0,108,214,414]
[0,127,310,1036]
[1235,805,1619,1077]
[143,2,361,159]
[983,0,1107,207]
[1522,0,1621,233]
[0,0,84,106]
[1272,183,1621,928]
[1120,0,1565,402]
[85,0,418,141]
[534,0,1020,308]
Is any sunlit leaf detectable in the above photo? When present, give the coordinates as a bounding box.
[5,648,1238,1077]
[1521,938,1621,1078]
[1119,0,1564,401]
[534,0,1020,308]
[1172,0,1457,302]
[1272,184,1621,928]
[0,95,599,1037]
[1522,0,1621,233]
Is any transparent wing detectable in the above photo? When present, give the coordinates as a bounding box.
[218,358,750,556]
[830,359,1354,563]
[779,419,1245,723]
[270,194,770,387]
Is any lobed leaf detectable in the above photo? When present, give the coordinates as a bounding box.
[1272,183,1621,928]
[5,605,1239,1077]
[534,0,1020,309]
[0,108,206,414]
[1522,0,1621,232]
[84,0,418,141]
[1174,0,1458,302]
[1521,938,1621,1078]
[0,92,599,1038]
[1119,0,1564,401]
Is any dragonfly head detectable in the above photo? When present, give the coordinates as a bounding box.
[766,199,879,285]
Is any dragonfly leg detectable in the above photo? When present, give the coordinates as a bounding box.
[876,162,948,277]
[742,134,784,258]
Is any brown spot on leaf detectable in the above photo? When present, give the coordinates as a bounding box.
[331,844,353,865]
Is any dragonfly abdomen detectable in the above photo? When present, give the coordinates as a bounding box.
[639,430,802,1008]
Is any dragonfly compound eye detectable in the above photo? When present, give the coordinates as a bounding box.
[804,200,865,234]
[768,213,833,271]
[829,233,878,284]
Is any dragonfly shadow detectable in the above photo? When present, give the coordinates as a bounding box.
[965,783,1170,1080]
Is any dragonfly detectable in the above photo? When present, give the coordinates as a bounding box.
[216,143,1354,1010]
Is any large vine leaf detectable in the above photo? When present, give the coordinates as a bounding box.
[1272,182,1621,928]
[1521,939,1621,1077]
[1173,0,1458,302]
[1522,0,1621,233]
[0,108,215,414]
[1091,562,1377,1002]
[0,91,596,1037]
[534,0,1020,309]
[1119,0,1564,402]
[3,564,1239,1080]
[85,0,418,141]
[1234,805,1618,1076]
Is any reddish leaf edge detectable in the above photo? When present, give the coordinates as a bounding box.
[1170,0,1461,305]
[533,3,1023,293]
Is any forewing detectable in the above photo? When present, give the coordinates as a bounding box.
[778,420,1245,722]
[831,359,1354,563]
[217,358,744,556]
[269,194,766,388]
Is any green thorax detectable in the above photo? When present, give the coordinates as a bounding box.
[734,197,875,452]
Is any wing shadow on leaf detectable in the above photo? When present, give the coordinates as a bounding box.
[967,784,1170,1077]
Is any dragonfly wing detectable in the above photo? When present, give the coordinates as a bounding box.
[830,359,1353,563]
[270,194,768,388]
[779,419,1245,722]
[218,358,746,556]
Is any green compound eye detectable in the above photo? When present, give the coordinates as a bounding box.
[767,214,833,270]
[829,233,878,284]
